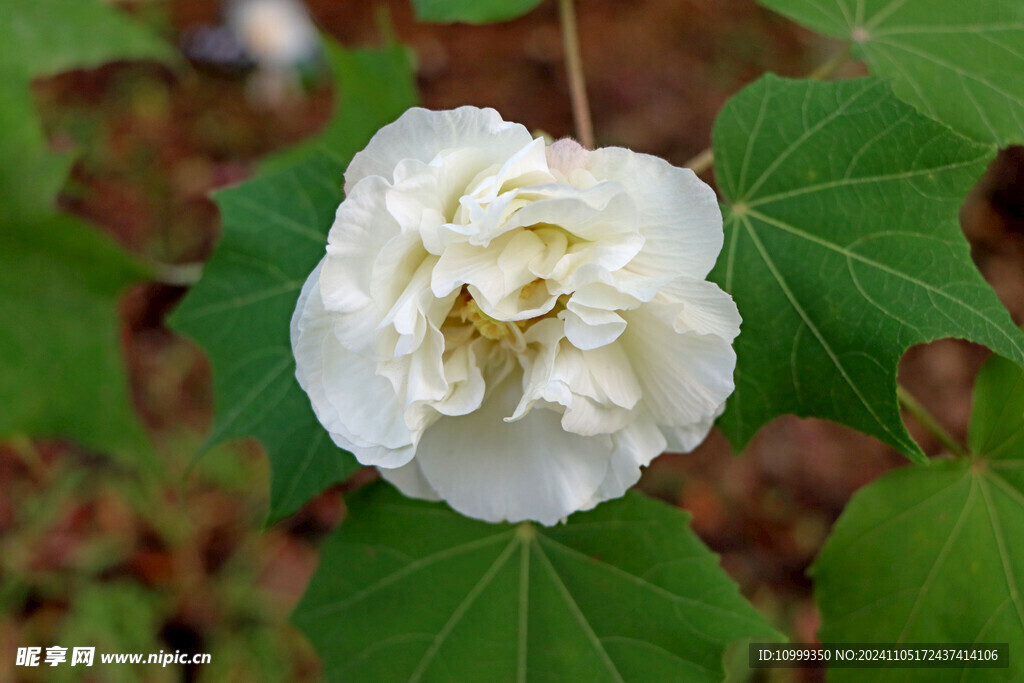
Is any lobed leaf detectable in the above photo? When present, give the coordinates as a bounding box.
[812,349,1024,681]
[759,0,1024,146]
[0,80,75,225]
[0,0,171,455]
[170,41,417,523]
[709,75,1022,460]
[0,217,149,455]
[0,0,174,79]
[0,0,173,223]
[295,484,782,682]
[411,0,545,24]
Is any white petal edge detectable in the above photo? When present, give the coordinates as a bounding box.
[291,261,416,469]
[620,301,736,432]
[379,458,441,502]
[579,412,667,511]
[658,276,742,341]
[408,369,613,525]
[586,147,724,281]
[344,106,535,193]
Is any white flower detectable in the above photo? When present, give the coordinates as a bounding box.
[291,106,740,525]
[227,0,318,69]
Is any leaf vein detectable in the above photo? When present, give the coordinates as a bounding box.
[896,476,978,641]
[224,194,327,243]
[740,215,912,451]
[300,531,514,620]
[741,80,882,200]
[746,153,989,208]
[211,353,292,443]
[407,537,520,683]
[874,38,1024,108]
[747,209,1023,358]
[977,475,1024,634]
[534,540,625,683]
[517,536,530,683]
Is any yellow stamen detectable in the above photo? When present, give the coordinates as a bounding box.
[454,293,509,341]
[445,286,570,351]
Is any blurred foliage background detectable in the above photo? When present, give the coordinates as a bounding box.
[2,0,1022,680]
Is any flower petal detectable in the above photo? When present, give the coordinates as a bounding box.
[620,301,736,435]
[661,405,722,453]
[658,277,742,341]
[321,176,401,316]
[291,262,416,469]
[459,137,553,210]
[580,412,667,511]
[514,323,641,437]
[561,301,626,350]
[546,137,592,178]
[432,230,552,317]
[587,147,723,281]
[344,106,534,192]
[502,180,638,242]
[379,458,441,502]
[410,370,613,525]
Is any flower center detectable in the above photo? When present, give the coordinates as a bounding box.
[445,286,568,353]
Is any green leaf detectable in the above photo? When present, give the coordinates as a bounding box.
[58,581,169,658]
[411,0,545,24]
[968,348,1024,461]
[812,350,1024,681]
[0,80,75,224]
[758,0,1024,146]
[0,0,171,453]
[0,0,173,223]
[0,216,149,454]
[171,43,417,523]
[294,484,781,681]
[709,75,1022,460]
[0,0,174,79]
[173,157,358,522]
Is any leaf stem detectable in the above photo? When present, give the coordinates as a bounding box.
[558,0,594,149]
[684,148,714,175]
[684,46,852,175]
[896,385,968,458]
[8,434,48,481]
[806,45,852,81]
[150,261,204,286]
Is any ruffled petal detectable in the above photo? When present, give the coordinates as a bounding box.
[321,176,401,315]
[430,342,487,416]
[501,181,638,242]
[379,458,441,502]
[552,233,647,293]
[569,282,642,311]
[661,404,722,453]
[410,370,613,525]
[513,321,641,437]
[586,147,723,281]
[345,106,535,192]
[458,137,553,214]
[580,412,667,511]
[620,301,736,435]
[291,262,416,469]
[431,230,555,318]
[561,302,626,350]
[658,277,742,341]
